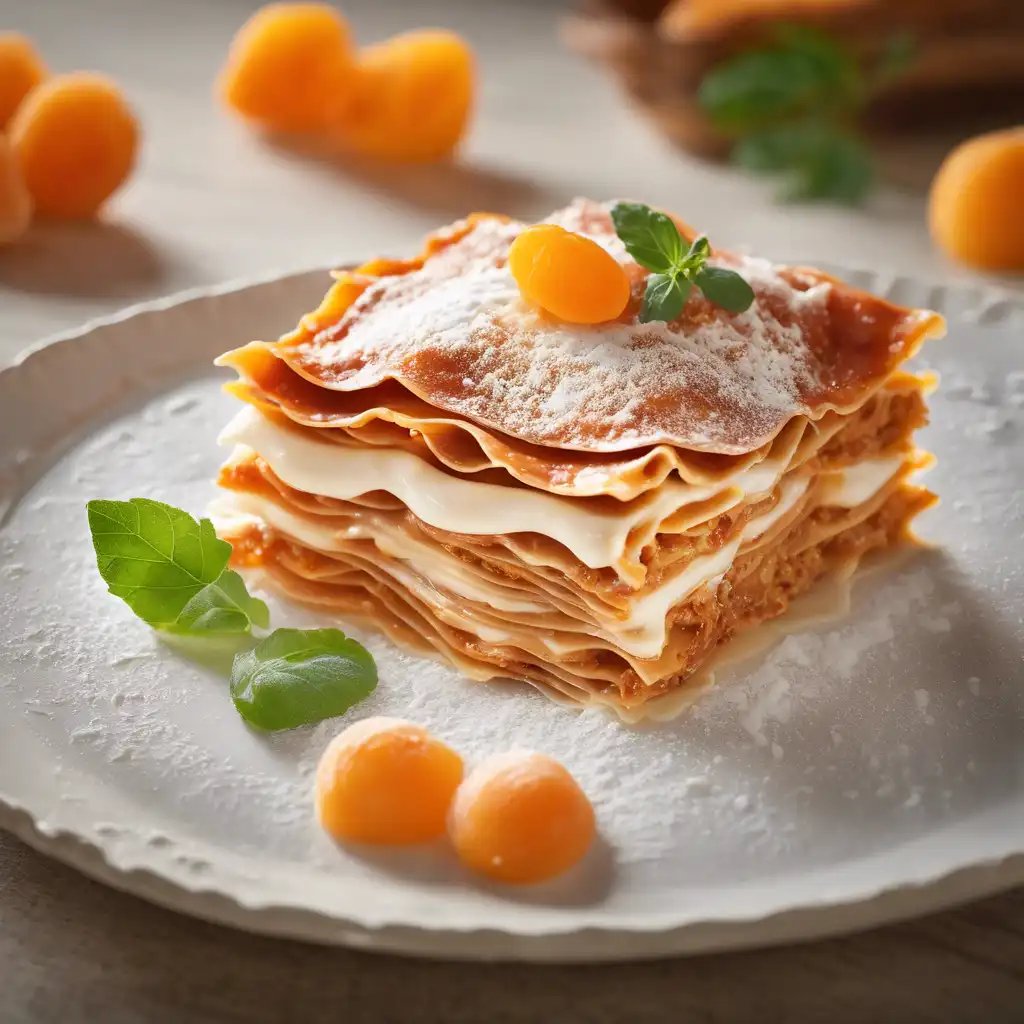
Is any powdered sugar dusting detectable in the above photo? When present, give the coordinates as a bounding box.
[2,375,1014,876]
[279,199,918,456]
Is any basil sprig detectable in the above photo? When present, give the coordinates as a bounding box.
[698,25,915,204]
[610,202,754,323]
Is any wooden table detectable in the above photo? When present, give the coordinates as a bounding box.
[1,0,1022,1019]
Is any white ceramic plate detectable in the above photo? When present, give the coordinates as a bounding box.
[1,268,1023,963]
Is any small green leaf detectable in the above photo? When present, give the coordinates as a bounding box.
[87,498,264,635]
[694,266,756,314]
[609,201,683,272]
[698,49,836,132]
[732,125,808,172]
[784,128,875,204]
[699,22,882,205]
[230,628,378,731]
[639,273,690,324]
[171,570,271,636]
[681,234,711,272]
[772,23,860,107]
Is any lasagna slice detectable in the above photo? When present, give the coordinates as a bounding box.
[212,199,942,715]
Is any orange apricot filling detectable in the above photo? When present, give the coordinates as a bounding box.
[929,127,1024,272]
[0,32,46,129]
[508,224,631,325]
[218,2,355,134]
[9,72,138,219]
[315,717,464,845]
[449,751,596,885]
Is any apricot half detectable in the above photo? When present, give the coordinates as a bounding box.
[0,32,46,129]
[219,3,355,134]
[9,72,139,219]
[449,751,596,885]
[509,223,631,324]
[929,127,1024,272]
[331,29,474,163]
[315,717,464,845]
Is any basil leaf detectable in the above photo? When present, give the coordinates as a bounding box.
[784,128,874,204]
[87,498,265,635]
[682,234,711,271]
[230,628,378,731]
[639,273,690,324]
[732,125,808,172]
[732,119,873,205]
[699,23,890,206]
[698,50,834,132]
[609,201,683,273]
[171,570,270,636]
[694,266,756,314]
[772,24,860,108]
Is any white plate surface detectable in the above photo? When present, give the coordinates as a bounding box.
[1,268,1022,962]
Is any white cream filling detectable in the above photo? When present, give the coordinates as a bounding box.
[822,456,903,508]
[746,474,810,540]
[541,474,810,657]
[210,492,550,615]
[212,471,813,661]
[219,407,788,573]
[216,412,906,666]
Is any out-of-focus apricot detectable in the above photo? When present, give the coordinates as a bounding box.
[509,224,631,324]
[449,751,596,885]
[218,2,355,134]
[331,29,474,163]
[929,127,1024,272]
[0,134,32,245]
[9,72,138,219]
[315,717,464,845]
[0,32,46,129]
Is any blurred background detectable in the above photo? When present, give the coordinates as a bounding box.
[1,0,1022,354]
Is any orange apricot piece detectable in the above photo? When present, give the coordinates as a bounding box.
[508,224,631,324]
[0,133,32,245]
[0,32,46,129]
[218,3,354,134]
[331,29,474,163]
[929,127,1024,272]
[9,73,138,219]
[449,751,596,885]
[315,717,464,845]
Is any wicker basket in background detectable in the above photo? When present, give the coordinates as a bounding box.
[563,0,1024,159]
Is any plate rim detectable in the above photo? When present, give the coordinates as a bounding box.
[2,265,1023,962]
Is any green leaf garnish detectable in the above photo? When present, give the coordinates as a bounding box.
[172,569,270,635]
[87,498,267,635]
[609,201,683,272]
[698,24,914,204]
[641,273,689,324]
[230,628,378,731]
[610,202,754,323]
[731,120,875,204]
[693,266,756,314]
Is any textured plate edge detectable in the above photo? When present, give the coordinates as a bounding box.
[1,266,1023,962]
[3,796,1023,962]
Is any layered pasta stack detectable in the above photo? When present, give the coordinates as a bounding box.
[212,199,942,714]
